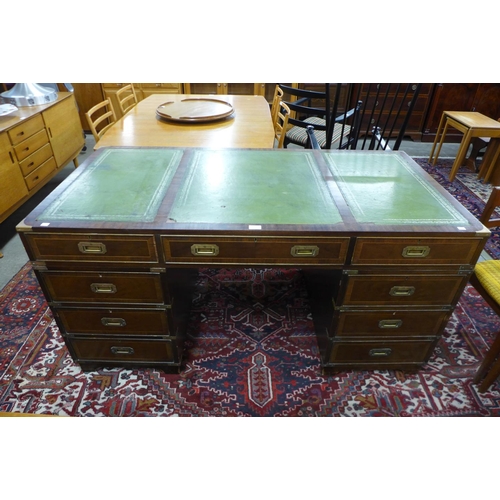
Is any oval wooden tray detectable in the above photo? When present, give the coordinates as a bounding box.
[156,98,234,123]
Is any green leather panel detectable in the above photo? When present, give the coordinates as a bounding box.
[169,150,342,225]
[324,152,470,225]
[39,149,182,222]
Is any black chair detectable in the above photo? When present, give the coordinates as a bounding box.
[279,84,362,150]
[356,83,423,151]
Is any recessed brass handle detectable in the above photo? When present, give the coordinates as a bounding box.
[369,348,392,357]
[191,244,219,256]
[101,317,126,327]
[290,245,319,257]
[389,286,415,297]
[90,283,117,294]
[378,319,403,329]
[110,346,134,355]
[78,242,107,254]
[402,246,430,258]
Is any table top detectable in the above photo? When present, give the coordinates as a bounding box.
[94,94,275,150]
[444,111,500,131]
[21,147,486,237]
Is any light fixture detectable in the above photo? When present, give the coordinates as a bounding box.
[1,83,57,107]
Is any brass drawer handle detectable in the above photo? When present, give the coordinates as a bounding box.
[90,283,117,294]
[110,346,134,355]
[402,245,430,258]
[378,319,403,329]
[191,244,219,256]
[101,317,127,327]
[389,286,415,297]
[369,348,392,357]
[291,245,319,257]
[78,242,107,254]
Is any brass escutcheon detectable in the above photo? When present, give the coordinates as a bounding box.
[378,319,403,329]
[101,317,127,327]
[369,348,393,357]
[110,346,134,355]
[78,242,107,254]
[191,244,220,256]
[290,245,319,257]
[402,245,430,258]
[90,283,117,294]
[389,286,415,297]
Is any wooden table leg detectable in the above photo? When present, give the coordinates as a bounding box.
[481,139,500,184]
[449,129,473,181]
[429,113,447,163]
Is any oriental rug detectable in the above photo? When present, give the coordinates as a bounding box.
[1,157,500,417]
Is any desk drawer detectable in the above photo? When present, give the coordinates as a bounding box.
[19,143,54,176]
[334,310,450,337]
[162,236,349,265]
[352,237,482,266]
[342,274,466,306]
[55,307,172,336]
[13,129,49,162]
[8,114,44,145]
[67,337,176,363]
[39,271,165,304]
[24,157,57,191]
[24,233,158,263]
[328,339,436,364]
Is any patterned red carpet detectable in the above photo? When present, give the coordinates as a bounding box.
[1,157,500,416]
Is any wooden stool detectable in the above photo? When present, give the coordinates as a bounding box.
[429,111,500,182]
[470,260,500,392]
[477,138,500,184]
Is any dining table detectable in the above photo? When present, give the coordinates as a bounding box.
[94,93,275,150]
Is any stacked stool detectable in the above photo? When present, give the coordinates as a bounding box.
[429,111,500,182]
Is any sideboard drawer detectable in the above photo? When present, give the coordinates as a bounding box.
[24,233,158,263]
[8,114,44,145]
[24,157,57,191]
[329,339,436,364]
[352,237,483,266]
[19,143,54,176]
[13,129,49,162]
[39,271,165,304]
[55,307,172,336]
[335,309,450,337]
[162,236,350,265]
[342,274,467,306]
[67,337,176,363]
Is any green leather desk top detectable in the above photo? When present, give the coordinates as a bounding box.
[30,147,480,232]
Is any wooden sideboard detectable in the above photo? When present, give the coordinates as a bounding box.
[0,93,84,224]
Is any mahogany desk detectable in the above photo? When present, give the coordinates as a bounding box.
[94,94,275,150]
[17,148,489,372]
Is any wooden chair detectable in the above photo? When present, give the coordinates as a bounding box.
[479,186,500,228]
[470,260,500,392]
[468,189,500,392]
[116,84,138,115]
[85,99,117,142]
[270,85,284,132]
[274,101,290,148]
[279,84,361,150]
